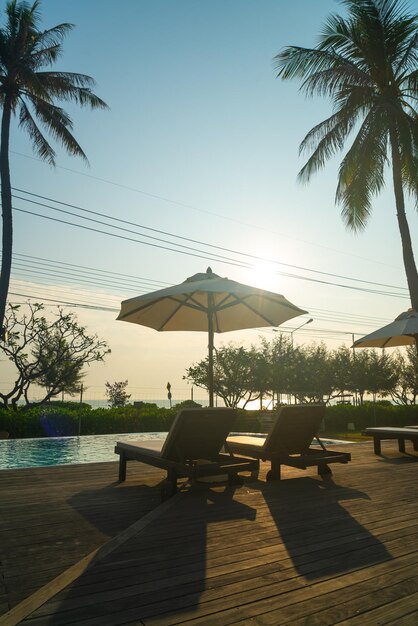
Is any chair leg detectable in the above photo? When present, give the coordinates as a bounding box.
[228,473,244,485]
[118,452,127,482]
[250,467,259,480]
[161,469,178,501]
[266,460,281,481]
[318,463,332,476]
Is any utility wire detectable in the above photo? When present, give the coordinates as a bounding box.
[9,256,399,330]
[13,187,408,292]
[8,277,392,331]
[10,151,402,270]
[10,252,398,326]
[13,206,409,300]
[13,252,170,287]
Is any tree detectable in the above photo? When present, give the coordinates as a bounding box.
[261,334,296,403]
[275,0,418,338]
[0,302,110,408]
[105,380,131,408]
[364,350,398,400]
[293,343,335,404]
[0,1,108,333]
[332,345,355,402]
[348,350,370,404]
[35,332,85,398]
[185,344,257,408]
[392,346,418,404]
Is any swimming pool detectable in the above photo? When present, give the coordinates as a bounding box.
[0,432,168,470]
[0,433,352,470]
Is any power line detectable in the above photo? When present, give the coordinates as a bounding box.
[8,290,118,312]
[8,274,388,336]
[10,151,402,270]
[13,187,408,293]
[12,264,155,294]
[13,252,170,287]
[10,252,399,327]
[13,205,410,300]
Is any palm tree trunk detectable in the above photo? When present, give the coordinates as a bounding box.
[389,128,418,311]
[389,128,418,354]
[0,98,13,333]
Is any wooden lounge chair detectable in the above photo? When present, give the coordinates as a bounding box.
[115,408,259,500]
[362,427,418,455]
[226,405,351,481]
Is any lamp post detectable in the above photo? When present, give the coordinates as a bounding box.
[290,318,313,347]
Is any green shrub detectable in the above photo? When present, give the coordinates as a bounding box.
[2,402,418,439]
[173,400,203,409]
[0,405,177,438]
[323,404,418,432]
[42,400,92,411]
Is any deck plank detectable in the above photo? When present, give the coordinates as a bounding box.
[1,440,418,624]
[0,460,164,610]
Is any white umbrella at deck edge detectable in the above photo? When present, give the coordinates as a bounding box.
[352,309,418,349]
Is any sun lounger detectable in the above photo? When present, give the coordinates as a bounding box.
[226,405,351,480]
[115,408,259,500]
[362,427,418,455]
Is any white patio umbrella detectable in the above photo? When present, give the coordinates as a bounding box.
[352,309,418,349]
[117,267,307,406]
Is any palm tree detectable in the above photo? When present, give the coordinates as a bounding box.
[275,0,418,315]
[0,0,107,335]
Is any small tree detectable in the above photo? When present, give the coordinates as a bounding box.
[349,351,371,404]
[293,343,334,404]
[35,333,85,398]
[392,346,418,405]
[365,351,398,401]
[185,344,257,408]
[262,334,296,403]
[105,380,131,408]
[0,302,110,409]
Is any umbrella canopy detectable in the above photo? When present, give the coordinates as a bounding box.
[117,267,307,406]
[353,309,418,349]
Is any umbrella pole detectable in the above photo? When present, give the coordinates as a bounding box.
[208,297,214,407]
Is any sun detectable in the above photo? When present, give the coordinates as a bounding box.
[248,261,278,291]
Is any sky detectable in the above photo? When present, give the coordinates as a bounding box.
[2,0,417,405]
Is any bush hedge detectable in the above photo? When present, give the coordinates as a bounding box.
[323,403,418,432]
[0,402,417,439]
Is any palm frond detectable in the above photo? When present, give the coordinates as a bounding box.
[301,64,373,98]
[394,24,418,77]
[395,109,418,203]
[298,85,373,182]
[28,95,88,162]
[36,72,108,109]
[18,99,55,165]
[336,109,388,231]
[403,68,418,96]
[17,65,51,100]
[297,111,355,183]
[275,46,342,80]
[32,23,74,50]
[29,44,61,68]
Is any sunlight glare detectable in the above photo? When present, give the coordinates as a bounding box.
[248,261,278,291]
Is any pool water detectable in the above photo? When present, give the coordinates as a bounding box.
[0,432,168,470]
[0,433,352,470]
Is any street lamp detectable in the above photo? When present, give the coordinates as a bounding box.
[290,318,313,347]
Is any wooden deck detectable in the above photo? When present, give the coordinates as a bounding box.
[2,440,418,624]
